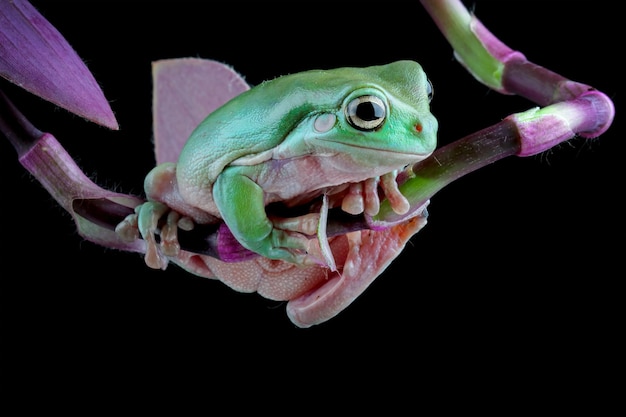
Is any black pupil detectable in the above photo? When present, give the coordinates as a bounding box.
[357,101,383,121]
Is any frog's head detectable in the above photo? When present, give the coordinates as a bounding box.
[273,60,438,170]
[181,60,438,185]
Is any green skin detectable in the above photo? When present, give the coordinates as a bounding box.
[135,60,438,266]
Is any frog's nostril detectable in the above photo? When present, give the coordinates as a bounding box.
[414,123,423,133]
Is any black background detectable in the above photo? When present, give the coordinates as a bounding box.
[2,1,623,416]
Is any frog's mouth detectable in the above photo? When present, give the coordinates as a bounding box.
[285,207,428,328]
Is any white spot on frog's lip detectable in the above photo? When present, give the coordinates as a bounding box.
[313,113,336,133]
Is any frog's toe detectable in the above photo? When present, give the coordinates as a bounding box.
[380,171,410,215]
[115,212,140,242]
[115,209,168,269]
[137,202,169,240]
[270,213,320,236]
[160,211,182,257]
[143,229,169,270]
[263,246,326,269]
[267,229,332,268]
[249,229,307,264]
[271,228,310,251]
[136,201,172,270]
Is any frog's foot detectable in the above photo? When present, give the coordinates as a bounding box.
[341,177,380,216]
[270,213,321,236]
[115,212,140,242]
[379,171,410,215]
[116,201,194,270]
[340,170,410,217]
[270,212,337,270]
[262,228,329,268]
[271,193,337,271]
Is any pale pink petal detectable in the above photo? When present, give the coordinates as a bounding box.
[152,58,249,164]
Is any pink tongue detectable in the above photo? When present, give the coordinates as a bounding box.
[286,213,428,328]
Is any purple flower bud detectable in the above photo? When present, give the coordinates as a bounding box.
[0,0,118,129]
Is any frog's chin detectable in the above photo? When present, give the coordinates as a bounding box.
[285,210,428,328]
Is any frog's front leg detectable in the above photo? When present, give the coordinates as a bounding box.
[213,166,320,267]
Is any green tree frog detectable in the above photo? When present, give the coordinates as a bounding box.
[116,58,437,327]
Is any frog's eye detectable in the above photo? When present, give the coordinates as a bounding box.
[346,95,386,131]
[426,79,434,103]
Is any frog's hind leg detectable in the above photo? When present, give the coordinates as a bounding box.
[115,162,216,270]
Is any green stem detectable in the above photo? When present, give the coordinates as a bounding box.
[371,119,520,226]
[420,0,508,92]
